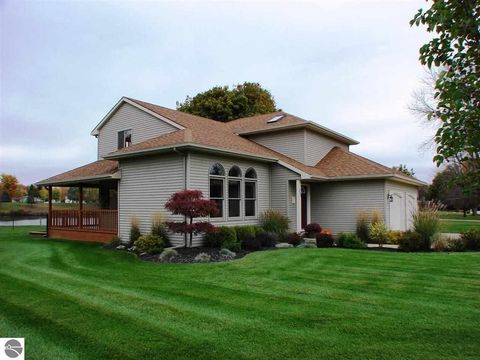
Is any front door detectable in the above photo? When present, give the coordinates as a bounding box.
[301,185,308,229]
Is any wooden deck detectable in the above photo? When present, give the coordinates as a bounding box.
[48,209,118,243]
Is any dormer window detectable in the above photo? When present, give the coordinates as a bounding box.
[267,114,285,123]
[118,129,132,149]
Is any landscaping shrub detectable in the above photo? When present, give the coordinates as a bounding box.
[158,248,178,262]
[398,231,428,252]
[204,227,222,248]
[134,234,164,254]
[412,204,440,249]
[255,231,278,247]
[368,222,388,247]
[260,209,289,234]
[461,229,480,251]
[219,226,241,251]
[386,230,404,245]
[253,225,265,236]
[151,213,171,247]
[130,216,141,246]
[286,232,302,246]
[304,223,322,238]
[316,231,334,248]
[336,233,366,249]
[447,238,466,252]
[235,225,257,242]
[241,235,262,251]
[356,210,370,242]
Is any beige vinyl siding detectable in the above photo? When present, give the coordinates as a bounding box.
[248,129,306,164]
[270,164,300,232]
[118,153,185,246]
[385,180,418,230]
[97,103,177,158]
[310,180,386,234]
[305,130,348,166]
[188,152,271,246]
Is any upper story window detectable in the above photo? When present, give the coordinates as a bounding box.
[118,129,132,149]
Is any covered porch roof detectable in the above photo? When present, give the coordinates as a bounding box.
[36,160,120,187]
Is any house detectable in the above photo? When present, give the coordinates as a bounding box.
[37,97,425,245]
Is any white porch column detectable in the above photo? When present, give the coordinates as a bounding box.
[295,179,302,232]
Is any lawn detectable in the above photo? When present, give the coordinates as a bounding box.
[438,211,480,221]
[1,228,479,359]
[439,219,480,233]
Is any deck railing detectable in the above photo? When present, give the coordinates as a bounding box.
[49,209,118,234]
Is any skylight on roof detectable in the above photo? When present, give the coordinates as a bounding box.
[267,114,285,123]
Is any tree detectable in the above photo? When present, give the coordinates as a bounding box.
[164,190,218,247]
[38,187,49,202]
[428,163,480,216]
[0,174,19,201]
[410,1,480,186]
[393,164,415,177]
[27,185,39,204]
[176,82,278,122]
[67,187,79,202]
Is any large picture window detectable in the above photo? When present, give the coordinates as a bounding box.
[209,163,225,218]
[244,168,257,217]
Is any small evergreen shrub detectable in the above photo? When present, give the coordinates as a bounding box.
[253,225,265,235]
[129,216,141,246]
[241,235,262,251]
[219,226,241,251]
[336,233,366,249]
[256,232,278,247]
[368,222,388,247]
[461,229,480,251]
[316,231,334,248]
[134,234,164,254]
[398,231,427,252]
[204,227,223,248]
[235,225,257,242]
[356,210,370,243]
[151,212,171,247]
[304,223,322,238]
[158,248,178,262]
[286,232,302,246]
[260,209,289,234]
[386,230,404,245]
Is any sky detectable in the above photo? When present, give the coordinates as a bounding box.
[0,0,438,185]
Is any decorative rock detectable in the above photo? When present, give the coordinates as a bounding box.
[158,248,178,262]
[116,245,126,250]
[275,242,293,248]
[305,243,317,248]
[304,237,317,246]
[220,248,236,259]
[194,252,211,262]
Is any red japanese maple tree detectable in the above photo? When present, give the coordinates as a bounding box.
[165,190,218,247]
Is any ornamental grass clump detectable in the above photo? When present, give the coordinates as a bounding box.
[260,209,289,235]
[356,210,370,243]
[412,203,441,249]
[151,212,171,247]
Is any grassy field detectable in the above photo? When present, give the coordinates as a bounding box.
[438,211,480,221]
[439,219,480,233]
[1,227,479,359]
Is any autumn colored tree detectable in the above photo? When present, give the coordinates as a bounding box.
[177,82,278,122]
[0,174,19,201]
[165,190,218,247]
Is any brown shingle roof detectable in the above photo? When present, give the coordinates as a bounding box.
[37,160,119,185]
[226,111,307,133]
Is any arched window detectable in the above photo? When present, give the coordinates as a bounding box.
[209,163,225,218]
[245,168,257,179]
[244,168,257,217]
[209,163,225,176]
[228,165,242,178]
[228,166,242,218]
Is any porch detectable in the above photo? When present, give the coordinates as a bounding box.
[36,160,120,243]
